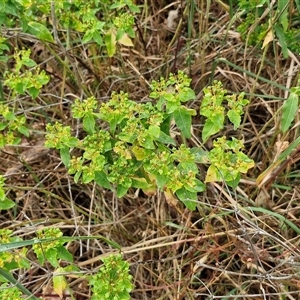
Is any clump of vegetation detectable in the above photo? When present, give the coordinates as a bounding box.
[45,72,253,210]
[237,0,300,57]
[89,254,134,300]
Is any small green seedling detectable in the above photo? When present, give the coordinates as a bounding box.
[89,254,134,300]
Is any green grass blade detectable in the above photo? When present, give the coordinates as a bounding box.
[246,206,300,235]
[218,58,288,91]
[0,268,40,299]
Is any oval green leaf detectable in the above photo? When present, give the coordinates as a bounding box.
[281,92,298,133]
[27,21,54,42]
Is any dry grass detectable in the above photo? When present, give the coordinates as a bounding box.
[1,1,300,299]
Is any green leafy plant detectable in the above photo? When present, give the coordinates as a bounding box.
[0,228,76,299]
[0,229,39,299]
[0,228,132,299]
[0,229,30,274]
[32,228,73,268]
[1,51,37,138]
[205,136,255,187]
[89,254,133,300]
[200,81,254,187]
[1,48,48,141]
[0,36,9,63]
[45,72,254,210]
[236,0,300,57]
[200,80,249,142]
[280,78,300,133]
[0,103,29,148]
[0,175,15,210]
[0,48,49,211]
[4,49,50,98]
[0,0,139,57]
[0,283,23,300]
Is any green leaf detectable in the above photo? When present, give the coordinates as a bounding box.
[226,173,240,188]
[148,125,160,139]
[156,174,169,189]
[132,146,151,160]
[202,119,223,143]
[0,198,15,210]
[177,88,196,102]
[45,248,59,267]
[27,21,54,42]
[227,109,241,130]
[0,1,19,17]
[173,106,192,138]
[104,32,116,57]
[110,2,126,9]
[131,177,152,189]
[116,184,129,198]
[95,171,113,190]
[166,99,180,114]
[92,31,103,46]
[160,115,171,133]
[281,92,298,133]
[82,30,93,43]
[19,257,31,269]
[205,165,221,183]
[209,111,224,128]
[128,3,141,13]
[190,148,210,163]
[73,171,81,183]
[274,24,289,59]
[118,33,133,46]
[53,268,68,299]
[2,110,15,121]
[156,131,176,145]
[66,136,79,148]
[176,188,197,211]
[193,179,206,192]
[21,57,36,68]
[139,135,155,149]
[236,152,255,173]
[278,0,288,32]
[0,43,9,51]
[28,87,40,98]
[60,146,70,167]
[0,122,7,130]
[18,125,29,137]
[56,246,73,262]
[15,81,26,94]
[83,113,95,134]
[0,189,5,200]
[295,0,300,12]
[118,129,136,143]
[0,56,8,63]
[126,26,136,38]
[82,170,94,183]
